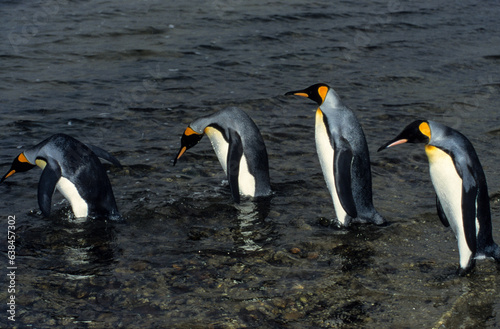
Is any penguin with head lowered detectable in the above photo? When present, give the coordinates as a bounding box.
[173,107,271,203]
[379,120,500,275]
[1,133,122,220]
[285,83,385,227]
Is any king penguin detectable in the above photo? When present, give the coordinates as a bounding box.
[378,120,500,275]
[173,106,271,203]
[285,83,385,227]
[1,133,122,220]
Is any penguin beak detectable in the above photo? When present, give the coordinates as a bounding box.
[172,127,204,166]
[0,170,16,183]
[285,90,309,98]
[0,153,36,183]
[173,146,187,166]
[377,138,408,152]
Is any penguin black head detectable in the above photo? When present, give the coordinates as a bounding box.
[173,127,204,166]
[377,120,431,152]
[285,83,330,106]
[0,153,37,183]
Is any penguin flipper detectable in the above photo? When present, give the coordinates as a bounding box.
[37,160,62,217]
[87,144,122,168]
[333,144,358,218]
[461,182,478,255]
[436,195,450,227]
[227,129,243,203]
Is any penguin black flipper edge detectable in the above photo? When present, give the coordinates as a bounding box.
[227,128,243,203]
[37,160,62,217]
[436,196,450,227]
[333,141,358,218]
[462,181,478,256]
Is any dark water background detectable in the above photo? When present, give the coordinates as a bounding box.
[1,0,500,328]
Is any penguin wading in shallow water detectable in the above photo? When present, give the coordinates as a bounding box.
[285,83,385,227]
[379,120,500,275]
[1,133,122,220]
[173,107,271,203]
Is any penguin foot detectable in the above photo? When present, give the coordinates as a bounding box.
[457,267,474,277]
[457,259,476,277]
[331,216,352,229]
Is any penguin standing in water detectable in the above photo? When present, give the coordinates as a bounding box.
[173,107,271,203]
[1,133,122,220]
[285,83,385,227]
[379,120,500,275]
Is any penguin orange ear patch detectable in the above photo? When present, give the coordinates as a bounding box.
[318,85,329,103]
[18,153,31,164]
[184,127,199,136]
[419,122,431,139]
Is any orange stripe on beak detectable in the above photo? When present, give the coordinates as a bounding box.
[176,146,187,160]
[4,170,16,179]
[386,139,408,148]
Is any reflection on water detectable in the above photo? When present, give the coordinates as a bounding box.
[20,213,118,278]
[234,197,272,253]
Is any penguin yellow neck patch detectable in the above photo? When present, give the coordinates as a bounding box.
[425,145,444,163]
[318,86,328,104]
[419,122,431,139]
[35,159,47,169]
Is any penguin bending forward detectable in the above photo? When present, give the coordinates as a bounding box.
[286,83,385,227]
[173,107,271,203]
[1,134,122,220]
[379,120,500,275]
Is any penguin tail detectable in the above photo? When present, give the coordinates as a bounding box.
[370,212,386,226]
[354,211,386,226]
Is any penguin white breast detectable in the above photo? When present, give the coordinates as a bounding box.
[205,127,256,197]
[426,145,472,267]
[206,127,229,174]
[56,177,89,218]
[315,109,348,224]
[236,154,256,197]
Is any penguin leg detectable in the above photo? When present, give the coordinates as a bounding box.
[227,129,243,203]
[333,141,358,219]
[86,144,122,168]
[37,159,62,217]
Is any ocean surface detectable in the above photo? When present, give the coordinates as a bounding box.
[1,0,500,328]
